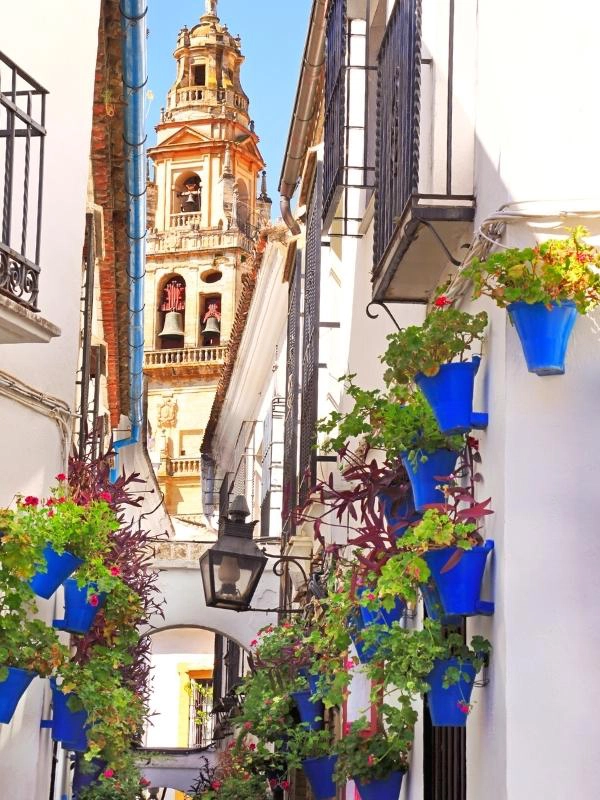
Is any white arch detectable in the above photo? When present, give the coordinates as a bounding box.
[147,565,279,650]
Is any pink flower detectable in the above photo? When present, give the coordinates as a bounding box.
[47,509,55,518]
[110,566,121,576]
[281,780,290,790]
[367,755,376,766]
[98,491,112,502]
[139,778,151,787]
[344,659,355,670]
[248,743,256,750]
[23,496,39,507]
[57,497,67,504]
[434,295,452,307]
[89,594,100,607]
[269,778,278,788]
[243,721,252,730]
[250,639,258,647]
[211,780,222,790]
[457,701,471,714]
[366,592,376,601]
[55,473,67,482]
[103,769,115,779]
[343,722,351,735]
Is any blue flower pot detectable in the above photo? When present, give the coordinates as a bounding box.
[416,358,488,435]
[423,541,494,616]
[508,300,577,375]
[420,582,463,626]
[358,592,405,630]
[401,449,459,511]
[53,579,106,635]
[355,770,404,800]
[302,755,338,800]
[298,669,321,696]
[348,595,404,664]
[377,490,420,538]
[426,658,476,727]
[0,667,36,723]
[51,681,88,752]
[291,689,324,731]
[72,756,107,797]
[29,545,84,599]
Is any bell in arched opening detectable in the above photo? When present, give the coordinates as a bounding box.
[159,310,185,338]
[201,316,220,339]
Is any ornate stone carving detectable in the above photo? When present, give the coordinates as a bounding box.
[157,396,178,429]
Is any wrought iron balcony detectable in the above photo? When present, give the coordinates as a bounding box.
[372,0,476,302]
[0,52,47,312]
[144,344,227,370]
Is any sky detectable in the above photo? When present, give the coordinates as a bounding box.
[146,0,313,198]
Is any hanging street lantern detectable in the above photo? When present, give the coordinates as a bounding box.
[199,495,267,611]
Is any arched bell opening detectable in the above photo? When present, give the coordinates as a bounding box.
[157,275,186,350]
[199,293,221,346]
[173,171,202,218]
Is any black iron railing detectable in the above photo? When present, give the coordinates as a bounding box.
[0,52,47,311]
[373,0,421,267]
[298,165,322,507]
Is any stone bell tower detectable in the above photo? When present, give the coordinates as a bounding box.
[144,0,270,530]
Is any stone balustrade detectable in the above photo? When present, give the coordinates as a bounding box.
[144,345,227,368]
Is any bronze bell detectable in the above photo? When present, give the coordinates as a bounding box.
[202,316,220,338]
[158,311,185,338]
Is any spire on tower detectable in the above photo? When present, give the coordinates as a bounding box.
[204,0,218,17]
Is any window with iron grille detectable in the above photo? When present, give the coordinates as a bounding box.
[323,0,374,233]
[323,0,346,222]
[298,164,322,507]
[188,677,214,747]
[281,253,301,542]
[373,0,422,267]
[0,52,47,312]
[423,618,466,799]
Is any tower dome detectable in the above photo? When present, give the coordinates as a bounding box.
[164,0,250,126]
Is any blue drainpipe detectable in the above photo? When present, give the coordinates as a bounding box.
[111,0,147,482]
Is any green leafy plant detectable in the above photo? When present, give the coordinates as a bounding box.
[367,619,491,702]
[319,381,463,465]
[464,226,600,313]
[77,753,148,799]
[191,741,283,800]
[382,308,488,384]
[235,668,295,746]
[285,725,336,770]
[334,715,413,783]
[0,617,67,679]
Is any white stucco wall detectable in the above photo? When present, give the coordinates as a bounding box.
[0,4,102,800]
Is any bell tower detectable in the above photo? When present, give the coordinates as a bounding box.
[144,0,270,531]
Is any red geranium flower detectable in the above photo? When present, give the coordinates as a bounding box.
[98,491,112,503]
[23,496,39,507]
[434,295,452,307]
[110,566,121,576]
[457,701,471,714]
[89,594,100,607]
[55,473,67,482]
[211,780,222,790]
[281,780,290,790]
[103,769,115,779]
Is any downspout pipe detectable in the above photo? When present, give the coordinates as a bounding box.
[111,0,147,482]
[278,0,327,234]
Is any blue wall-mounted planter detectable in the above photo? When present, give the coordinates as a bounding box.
[355,770,404,800]
[53,579,106,635]
[0,667,36,724]
[348,595,405,664]
[302,755,338,800]
[508,300,577,375]
[423,541,494,616]
[291,689,324,731]
[377,490,420,538]
[420,582,463,626]
[50,681,88,752]
[426,658,476,727]
[401,449,459,510]
[72,756,107,797]
[416,357,488,435]
[29,545,84,599]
